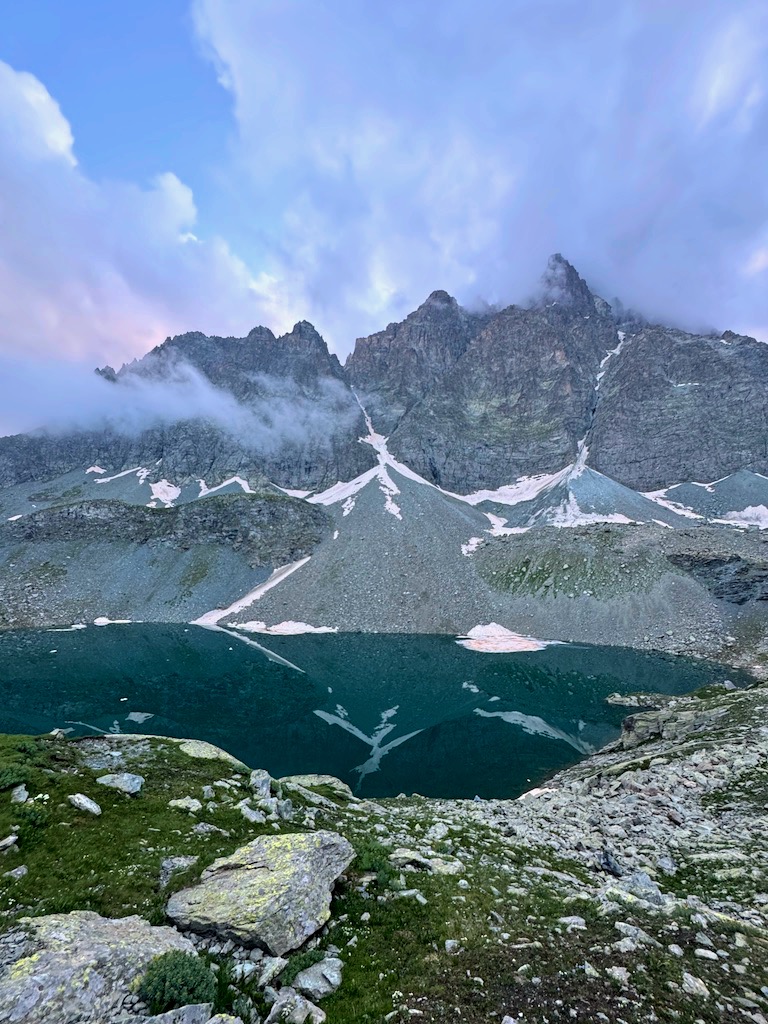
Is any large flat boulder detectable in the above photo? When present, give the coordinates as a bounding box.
[166,830,355,955]
[0,910,195,1023]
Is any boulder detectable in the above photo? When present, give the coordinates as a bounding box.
[278,774,354,802]
[293,957,344,1001]
[68,793,102,815]
[97,772,145,795]
[264,987,326,1024]
[166,831,354,955]
[0,910,195,1023]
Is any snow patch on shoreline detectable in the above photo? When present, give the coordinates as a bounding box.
[456,623,559,653]
[192,557,311,626]
[230,620,338,635]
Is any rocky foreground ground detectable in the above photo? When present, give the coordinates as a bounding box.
[0,680,766,1023]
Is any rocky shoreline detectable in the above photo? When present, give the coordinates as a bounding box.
[0,681,766,1023]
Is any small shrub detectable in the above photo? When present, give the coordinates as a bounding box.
[0,766,27,791]
[15,803,50,831]
[138,950,216,1014]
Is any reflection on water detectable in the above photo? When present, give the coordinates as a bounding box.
[0,625,746,799]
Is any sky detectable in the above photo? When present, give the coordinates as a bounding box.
[1,0,767,391]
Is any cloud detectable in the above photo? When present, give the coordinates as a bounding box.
[0,352,358,451]
[193,0,768,345]
[0,59,267,367]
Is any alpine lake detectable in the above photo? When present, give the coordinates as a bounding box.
[0,625,748,799]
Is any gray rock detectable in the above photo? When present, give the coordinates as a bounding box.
[144,1004,212,1024]
[205,1016,245,1024]
[293,957,343,1001]
[96,772,145,795]
[258,955,288,987]
[682,972,710,998]
[0,835,18,851]
[68,793,102,816]
[0,911,194,1023]
[160,856,199,889]
[264,986,326,1024]
[236,799,266,825]
[169,797,203,814]
[249,769,272,801]
[3,865,28,881]
[166,830,355,955]
[278,775,354,802]
[10,785,28,804]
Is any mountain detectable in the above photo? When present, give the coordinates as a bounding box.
[1,253,768,672]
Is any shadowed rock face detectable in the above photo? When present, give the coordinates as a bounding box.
[2,254,768,498]
[0,323,373,492]
[345,289,492,435]
[589,326,768,490]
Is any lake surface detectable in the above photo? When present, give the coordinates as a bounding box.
[0,625,744,799]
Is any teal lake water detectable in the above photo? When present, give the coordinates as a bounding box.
[0,625,745,798]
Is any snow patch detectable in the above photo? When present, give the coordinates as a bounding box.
[643,491,706,520]
[198,476,255,498]
[230,620,338,635]
[461,536,484,556]
[456,623,558,653]
[540,494,633,527]
[484,513,529,536]
[93,617,132,626]
[149,479,181,507]
[95,467,149,485]
[48,623,87,632]
[459,469,568,507]
[7,514,22,522]
[86,466,106,475]
[279,488,313,499]
[192,557,311,626]
[719,505,768,529]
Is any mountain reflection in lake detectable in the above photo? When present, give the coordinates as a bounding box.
[0,625,746,798]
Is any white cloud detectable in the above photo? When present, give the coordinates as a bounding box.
[0,59,269,367]
[193,0,768,347]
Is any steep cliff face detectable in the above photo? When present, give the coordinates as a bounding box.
[0,323,373,491]
[589,326,768,490]
[347,255,617,491]
[345,289,490,434]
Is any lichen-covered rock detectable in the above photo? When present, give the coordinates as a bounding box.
[68,792,102,815]
[0,910,194,1023]
[166,830,355,955]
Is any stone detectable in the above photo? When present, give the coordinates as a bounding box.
[606,965,630,987]
[597,847,623,877]
[144,1005,213,1024]
[0,834,18,851]
[278,774,355,802]
[249,769,273,800]
[169,797,203,814]
[293,957,344,1001]
[258,956,289,987]
[445,940,461,954]
[0,911,195,1023]
[96,772,145,795]
[166,830,355,955]
[682,973,710,998]
[160,856,199,888]
[558,916,586,932]
[236,799,266,825]
[264,986,326,1024]
[3,865,28,881]
[176,739,248,769]
[68,793,102,815]
[206,1017,245,1024]
[10,785,28,804]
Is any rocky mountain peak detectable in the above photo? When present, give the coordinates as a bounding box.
[538,253,598,316]
[420,289,458,310]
